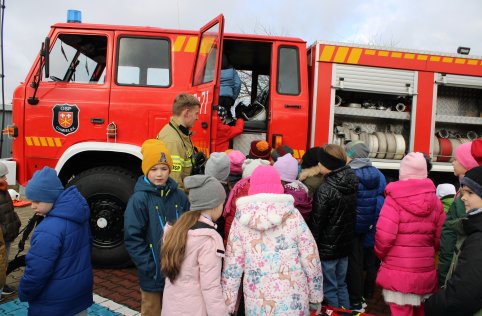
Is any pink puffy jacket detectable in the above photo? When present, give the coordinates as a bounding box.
[162,216,228,316]
[375,178,445,295]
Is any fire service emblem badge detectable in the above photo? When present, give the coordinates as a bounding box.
[52,104,79,135]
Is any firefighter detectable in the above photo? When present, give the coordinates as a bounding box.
[157,93,200,192]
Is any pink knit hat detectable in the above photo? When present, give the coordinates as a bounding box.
[273,153,298,182]
[399,152,427,180]
[227,150,246,175]
[455,142,478,171]
[248,165,284,195]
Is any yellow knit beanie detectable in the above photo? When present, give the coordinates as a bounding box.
[141,139,173,175]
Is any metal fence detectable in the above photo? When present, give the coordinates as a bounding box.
[0,104,13,158]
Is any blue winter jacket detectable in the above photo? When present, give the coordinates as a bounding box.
[19,186,93,316]
[124,176,189,292]
[364,170,386,248]
[349,158,384,235]
[220,67,241,100]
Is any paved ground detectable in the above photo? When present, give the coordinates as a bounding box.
[3,202,390,315]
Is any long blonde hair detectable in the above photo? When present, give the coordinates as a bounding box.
[161,210,201,282]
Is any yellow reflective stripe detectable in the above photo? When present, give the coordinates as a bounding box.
[184,36,197,53]
[319,45,335,62]
[25,137,33,146]
[333,47,349,63]
[171,155,192,167]
[39,137,47,146]
[346,48,362,64]
[25,136,63,147]
[173,36,186,52]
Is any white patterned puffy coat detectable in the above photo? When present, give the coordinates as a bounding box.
[222,193,323,315]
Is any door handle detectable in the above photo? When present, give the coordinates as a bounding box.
[284,104,302,109]
[91,118,104,124]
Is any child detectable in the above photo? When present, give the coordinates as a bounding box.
[472,138,482,164]
[375,152,445,316]
[161,175,228,315]
[223,158,269,245]
[19,167,93,315]
[226,150,246,188]
[247,140,272,160]
[222,165,323,315]
[299,147,324,198]
[308,144,358,309]
[124,139,189,316]
[271,145,294,162]
[363,174,386,299]
[205,152,231,238]
[344,140,385,311]
[273,153,313,221]
[438,141,480,286]
[205,152,231,193]
[0,228,6,302]
[436,183,456,213]
[425,165,482,315]
[0,161,21,297]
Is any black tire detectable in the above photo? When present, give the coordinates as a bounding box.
[68,166,137,268]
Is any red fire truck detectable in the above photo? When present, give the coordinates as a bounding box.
[4,14,482,266]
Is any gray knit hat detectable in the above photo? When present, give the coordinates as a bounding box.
[0,162,8,177]
[205,152,230,182]
[184,175,226,210]
[345,140,369,159]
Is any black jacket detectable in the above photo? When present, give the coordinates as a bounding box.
[425,209,482,315]
[309,165,358,260]
[0,182,21,243]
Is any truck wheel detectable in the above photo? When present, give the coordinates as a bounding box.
[68,166,138,268]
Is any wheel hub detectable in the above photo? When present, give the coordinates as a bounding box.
[89,195,125,248]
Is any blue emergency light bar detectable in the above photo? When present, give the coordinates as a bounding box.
[67,10,82,23]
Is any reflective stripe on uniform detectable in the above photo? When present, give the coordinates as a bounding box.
[171,155,183,172]
[171,155,192,172]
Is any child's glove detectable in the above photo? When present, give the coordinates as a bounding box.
[309,302,322,314]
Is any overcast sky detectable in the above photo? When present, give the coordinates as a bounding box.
[2,0,481,103]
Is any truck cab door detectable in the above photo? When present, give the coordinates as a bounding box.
[269,42,310,158]
[23,30,112,169]
[189,15,224,155]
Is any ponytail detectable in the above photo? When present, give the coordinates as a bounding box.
[161,210,201,282]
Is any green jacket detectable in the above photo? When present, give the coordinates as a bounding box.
[157,117,196,192]
[441,195,454,213]
[438,196,466,287]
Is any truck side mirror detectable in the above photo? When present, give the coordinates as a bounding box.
[43,37,50,78]
[28,37,50,105]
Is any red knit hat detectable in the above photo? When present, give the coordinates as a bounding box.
[471,139,482,166]
[248,140,272,160]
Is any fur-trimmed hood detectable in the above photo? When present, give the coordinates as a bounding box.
[235,193,295,231]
